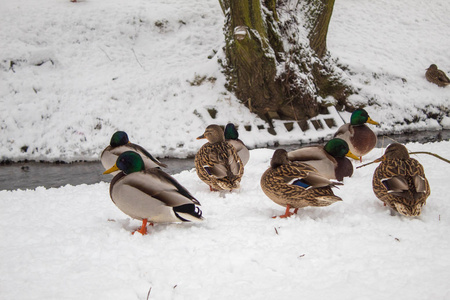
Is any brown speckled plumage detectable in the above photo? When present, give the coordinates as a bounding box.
[261,149,342,217]
[372,143,430,216]
[195,125,244,191]
[425,64,450,87]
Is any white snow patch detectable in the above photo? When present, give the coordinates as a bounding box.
[1,141,450,299]
[0,0,449,162]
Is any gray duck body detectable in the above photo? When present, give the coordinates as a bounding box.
[109,168,203,223]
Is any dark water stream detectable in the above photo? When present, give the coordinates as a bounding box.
[1,130,449,191]
[0,157,195,191]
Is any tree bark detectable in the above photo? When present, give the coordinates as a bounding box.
[220,0,350,122]
[306,0,335,58]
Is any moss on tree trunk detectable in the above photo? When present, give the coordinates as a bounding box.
[221,0,351,122]
[307,0,335,58]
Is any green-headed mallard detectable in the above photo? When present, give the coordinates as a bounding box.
[195,124,244,191]
[261,149,342,218]
[287,138,359,181]
[224,123,250,166]
[101,131,167,175]
[104,151,203,235]
[334,108,379,161]
[372,143,430,217]
[425,64,450,87]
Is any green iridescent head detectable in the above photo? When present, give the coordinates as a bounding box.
[110,131,129,147]
[324,138,359,160]
[224,123,239,140]
[350,109,379,126]
[103,151,145,175]
[116,151,145,174]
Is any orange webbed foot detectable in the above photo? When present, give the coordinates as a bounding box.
[272,205,295,219]
[209,186,219,192]
[132,219,153,235]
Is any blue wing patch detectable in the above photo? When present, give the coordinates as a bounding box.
[203,166,213,176]
[291,179,310,188]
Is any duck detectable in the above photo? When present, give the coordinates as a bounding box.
[261,149,342,218]
[334,108,379,161]
[195,124,244,191]
[372,143,430,217]
[287,138,359,181]
[101,131,167,175]
[103,151,203,235]
[425,64,450,87]
[224,123,250,166]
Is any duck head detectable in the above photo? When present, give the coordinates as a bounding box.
[350,109,379,126]
[197,125,225,144]
[270,149,290,169]
[224,123,239,140]
[103,151,145,175]
[427,64,437,71]
[324,138,359,160]
[110,131,130,147]
[376,143,410,162]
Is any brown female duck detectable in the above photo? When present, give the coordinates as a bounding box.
[195,124,244,191]
[372,143,430,216]
[261,149,342,218]
[425,64,450,87]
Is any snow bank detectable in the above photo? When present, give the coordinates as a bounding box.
[1,141,449,299]
[0,0,449,162]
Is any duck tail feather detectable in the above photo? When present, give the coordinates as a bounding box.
[173,204,204,222]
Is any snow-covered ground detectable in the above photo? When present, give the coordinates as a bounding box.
[1,141,449,299]
[0,0,449,162]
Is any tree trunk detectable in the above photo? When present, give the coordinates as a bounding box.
[306,0,335,58]
[220,0,350,123]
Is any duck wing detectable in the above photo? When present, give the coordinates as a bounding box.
[128,143,168,168]
[121,169,200,207]
[381,176,409,195]
[287,147,329,162]
[200,142,242,178]
[288,147,340,180]
[227,139,250,165]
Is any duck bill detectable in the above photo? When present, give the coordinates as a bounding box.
[346,151,359,160]
[103,164,120,174]
[367,117,379,125]
[196,134,206,140]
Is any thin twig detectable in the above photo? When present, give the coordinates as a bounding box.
[357,150,450,170]
[132,48,145,70]
[409,151,450,164]
[356,159,380,169]
[98,47,112,61]
[146,287,152,300]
